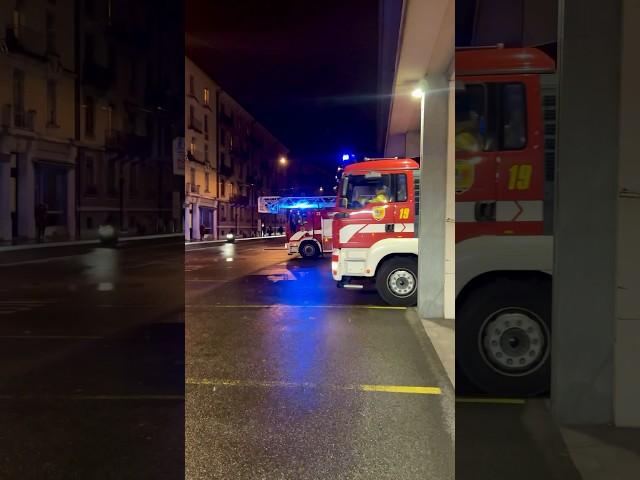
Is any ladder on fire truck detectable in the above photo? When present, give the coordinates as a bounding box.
[257,196,336,213]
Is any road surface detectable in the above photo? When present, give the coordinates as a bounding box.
[0,239,184,479]
[186,237,454,480]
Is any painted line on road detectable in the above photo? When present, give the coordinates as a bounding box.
[186,377,441,395]
[186,304,407,310]
[456,397,526,405]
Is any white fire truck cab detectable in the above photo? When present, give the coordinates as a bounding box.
[258,196,336,258]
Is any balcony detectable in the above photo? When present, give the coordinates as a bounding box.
[186,183,201,195]
[4,26,45,57]
[12,107,36,131]
[188,116,203,133]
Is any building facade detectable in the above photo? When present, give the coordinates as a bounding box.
[185,57,288,241]
[75,0,181,239]
[0,0,183,244]
[0,0,77,242]
[185,57,218,240]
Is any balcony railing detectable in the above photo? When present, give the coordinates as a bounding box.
[14,108,35,131]
[186,183,201,195]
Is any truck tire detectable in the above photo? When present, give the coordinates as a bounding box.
[375,257,418,306]
[299,241,320,258]
[456,277,551,397]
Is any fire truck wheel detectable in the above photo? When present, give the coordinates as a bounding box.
[376,257,418,306]
[299,241,320,258]
[456,277,551,397]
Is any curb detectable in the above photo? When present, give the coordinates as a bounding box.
[0,233,183,253]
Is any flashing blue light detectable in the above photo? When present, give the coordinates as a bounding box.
[342,154,350,161]
[283,201,316,209]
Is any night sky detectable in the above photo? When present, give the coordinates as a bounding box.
[186,0,380,181]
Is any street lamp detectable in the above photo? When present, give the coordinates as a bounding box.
[411,86,425,99]
[319,186,324,193]
[279,156,288,166]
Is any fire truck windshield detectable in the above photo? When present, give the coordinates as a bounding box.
[340,174,392,209]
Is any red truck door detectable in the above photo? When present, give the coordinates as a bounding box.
[456,75,543,242]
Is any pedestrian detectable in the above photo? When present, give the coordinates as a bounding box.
[35,203,47,242]
[267,225,272,236]
[199,224,206,241]
[261,223,266,236]
[278,225,283,235]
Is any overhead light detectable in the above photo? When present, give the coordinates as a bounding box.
[411,87,425,99]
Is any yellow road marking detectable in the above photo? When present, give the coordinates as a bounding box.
[456,397,526,405]
[186,377,440,395]
[186,304,407,310]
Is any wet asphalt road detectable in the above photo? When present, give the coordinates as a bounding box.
[186,237,454,479]
[0,239,184,480]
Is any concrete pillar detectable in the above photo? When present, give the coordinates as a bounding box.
[66,168,76,240]
[192,201,200,240]
[551,0,621,424]
[418,73,450,319]
[184,205,191,241]
[17,150,35,239]
[0,158,11,241]
[444,73,455,321]
[614,0,640,427]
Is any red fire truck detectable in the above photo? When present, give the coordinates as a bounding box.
[258,196,336,258]
[332,46,556,395]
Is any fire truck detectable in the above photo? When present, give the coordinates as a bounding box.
[258,196,336,258]
[332,46,556,396]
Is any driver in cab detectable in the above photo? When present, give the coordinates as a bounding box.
[360,185,389,205]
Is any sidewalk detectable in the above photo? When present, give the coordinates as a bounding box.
[0,233,183,253]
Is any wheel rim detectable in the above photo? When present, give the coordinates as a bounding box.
[302,244,315,257]
[478,308,549,377]
[387,268,416,297]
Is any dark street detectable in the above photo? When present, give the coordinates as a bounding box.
[0,239,184,479]
[185,237,454,479]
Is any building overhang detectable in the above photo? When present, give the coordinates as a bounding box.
[384,0,454,153]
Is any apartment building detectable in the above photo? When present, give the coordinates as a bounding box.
[185,58,288,241]
[76,0,181,238]
[0,0,77,242]
[185,57,218,240]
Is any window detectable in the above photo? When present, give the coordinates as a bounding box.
[455,83,491,153]
[85,156,96,193]
[189,105,194,126]
[46,80,57,126]
[130,164,138,196]
[396,174,408,202]
[85,96,95,137]
[190,137,196,155]
[205,172,210,192]
[46,12,56,53]
[341,174,393,209]
[129,60,137,95]
[190,168,195,186]
[84,33,94,63]
[107,160,116,195]
[204,144,208,164]
[220,181,225,197]
[501,83,527,150]
[456,82,527,152]
[13,70,26,128]
[203,88,210,105]
[13,9,25,39]
[204,115,208,136]
[189,75,194,95]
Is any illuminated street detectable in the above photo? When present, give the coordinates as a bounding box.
[185,237,454,479]
[0,240,184,479]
